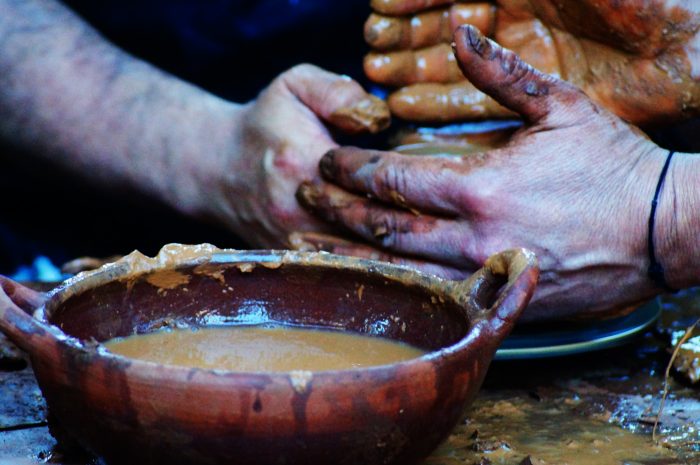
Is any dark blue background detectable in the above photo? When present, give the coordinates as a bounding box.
[64,0,372,101]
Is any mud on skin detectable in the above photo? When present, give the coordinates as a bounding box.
[298,24,700,321]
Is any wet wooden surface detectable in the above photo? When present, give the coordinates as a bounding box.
[1,288,699,465]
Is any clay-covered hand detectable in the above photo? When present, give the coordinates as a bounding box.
[298,26,674,321]
[198,64,389,248]
[364,0,700,126]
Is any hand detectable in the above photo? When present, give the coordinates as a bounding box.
[298,26,675,321]
[190,64,389,248]
[364,0,700,126]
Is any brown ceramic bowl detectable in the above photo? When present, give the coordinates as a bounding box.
[0,244,538,465]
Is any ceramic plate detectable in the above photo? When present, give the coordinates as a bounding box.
[495,299,661,360]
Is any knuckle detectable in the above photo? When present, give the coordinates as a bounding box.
[275,146,307,176]
[494,47,558,99]
[379,226,401,249]
[277,63,314,88]
[285,63,319,81]
[373,160,408,200]
[511,65,548,96]
[366,211,402,249]
[454,180,493,215]
[319,149,339,179]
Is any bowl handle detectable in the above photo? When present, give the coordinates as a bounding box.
[0,275,51,352]
[449,249,539,342]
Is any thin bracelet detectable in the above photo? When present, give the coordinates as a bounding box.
[647,150,676,292]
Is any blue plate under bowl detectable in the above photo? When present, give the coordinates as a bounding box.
[495,299,661,360]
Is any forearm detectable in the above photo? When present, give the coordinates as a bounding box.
[657,151,700,290]
[0,0,241,212]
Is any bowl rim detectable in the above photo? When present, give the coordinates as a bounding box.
[34,247,479,380]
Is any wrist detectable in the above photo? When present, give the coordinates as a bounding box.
[153,93,244,219]
[654,150,700,290]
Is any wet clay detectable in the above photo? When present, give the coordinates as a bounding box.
[370,0,452,16]
[427,396,679,465]
[364,4,495,52]
[390,122,517,156]
[365,2,700,126]
[104,326,426,372]
[671,329,700,384]
[144,269,190,290]
[328,95,391,134]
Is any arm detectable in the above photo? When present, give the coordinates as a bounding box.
[0,0,232,210]
[0,0,389,247]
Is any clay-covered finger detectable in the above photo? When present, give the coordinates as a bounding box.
[365,4,495,51]
[327,94,391,134]
[371,0,454,16]
[364,44,464,86]
[453,25,587,124]
[317,147,480,216]
[279,64,390,134]
[288,231,360,253]
[288,232,469,279]
[296,181,477,268]
[388,82,515,122]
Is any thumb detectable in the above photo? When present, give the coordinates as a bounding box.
[279,64,391,134]
[452,25,588,124]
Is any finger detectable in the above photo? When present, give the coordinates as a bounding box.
[61,255,122,274]
[365,4,496,51]
[288,231,359,252]
[297,180,479,269]
[371,0,454,16]
[388,82,515,122]
[364,44,464,87]
[453,25,587,124]
[289,232,469,280]
[319,146,481,216]
[0,276,46,312]
[279,64,390,134]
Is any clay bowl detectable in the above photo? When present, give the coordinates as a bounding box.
[0,244,538,465]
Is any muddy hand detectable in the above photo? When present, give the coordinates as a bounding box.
[205,64,389,248]
[288,231,467,278]
[364,0,700,126]
[299,25,672,321]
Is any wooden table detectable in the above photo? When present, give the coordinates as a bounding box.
[2,289,699,464]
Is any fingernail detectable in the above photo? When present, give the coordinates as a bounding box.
[320,150,338,179]
[296,182,321,208]
[373,225,388,238]
[466,26,486,57]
